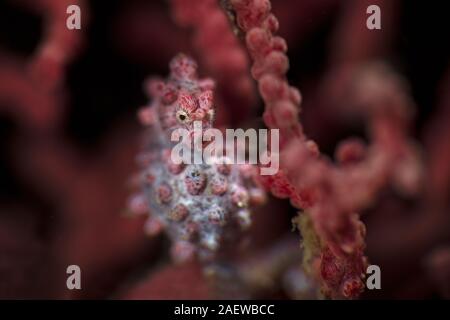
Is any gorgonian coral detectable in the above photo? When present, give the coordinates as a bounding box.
[220,0,422,298]
[127,0,424,299]
[0,0,87,132]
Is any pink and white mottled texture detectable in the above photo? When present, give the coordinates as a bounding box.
[131,54,264,262]
[170,0,256,124]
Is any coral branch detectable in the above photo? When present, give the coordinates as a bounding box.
[223,0,422,299]
[0,0,87,132]
[28,0,87,89]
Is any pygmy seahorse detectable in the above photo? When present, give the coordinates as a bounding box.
[129,54,265,263]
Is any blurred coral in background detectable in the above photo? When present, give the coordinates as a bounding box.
[0,0,449,299]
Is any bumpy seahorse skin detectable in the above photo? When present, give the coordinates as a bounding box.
[130,54,265,262]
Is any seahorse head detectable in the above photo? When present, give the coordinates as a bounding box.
[143,54,215,142]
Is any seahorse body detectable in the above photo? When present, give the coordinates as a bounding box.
[130,54,264,262]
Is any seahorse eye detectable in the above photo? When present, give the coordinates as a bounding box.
[176,110,189,123]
